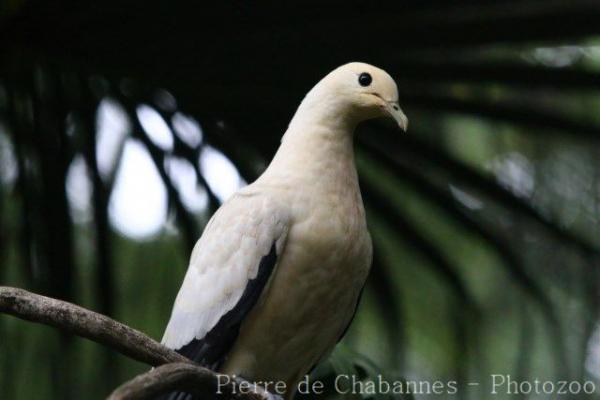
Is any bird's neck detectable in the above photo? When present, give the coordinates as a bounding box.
[285,88,358,134]
[260,97,360,191]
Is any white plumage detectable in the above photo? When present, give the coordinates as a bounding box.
[162,192,290,350]
[161,62,407,399]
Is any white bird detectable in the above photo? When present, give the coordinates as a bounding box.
[161,62,408,399]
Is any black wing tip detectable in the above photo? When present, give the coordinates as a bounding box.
[175,242,279,368]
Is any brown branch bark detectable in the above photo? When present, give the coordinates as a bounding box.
[0,286,278,399]
[108,363,274,400]
[0,286,188,366]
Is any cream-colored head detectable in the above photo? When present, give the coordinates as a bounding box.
[297,62,408,132]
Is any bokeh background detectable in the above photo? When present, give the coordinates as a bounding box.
[1,1,599,399]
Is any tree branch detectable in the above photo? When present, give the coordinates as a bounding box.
[0,286,281,399]
[0,286,188,366]
[108,363,274,400]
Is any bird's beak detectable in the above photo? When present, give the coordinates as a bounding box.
[386,101,408,132]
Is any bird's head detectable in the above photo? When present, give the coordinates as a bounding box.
[307,62,408,132]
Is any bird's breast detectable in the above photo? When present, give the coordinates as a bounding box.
[221,188,372,387]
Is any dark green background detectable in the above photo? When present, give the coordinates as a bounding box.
[0,1,599,399]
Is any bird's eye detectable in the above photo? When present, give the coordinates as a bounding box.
[358,72,372,87]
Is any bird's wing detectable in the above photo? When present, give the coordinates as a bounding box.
[161,189,289,368]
